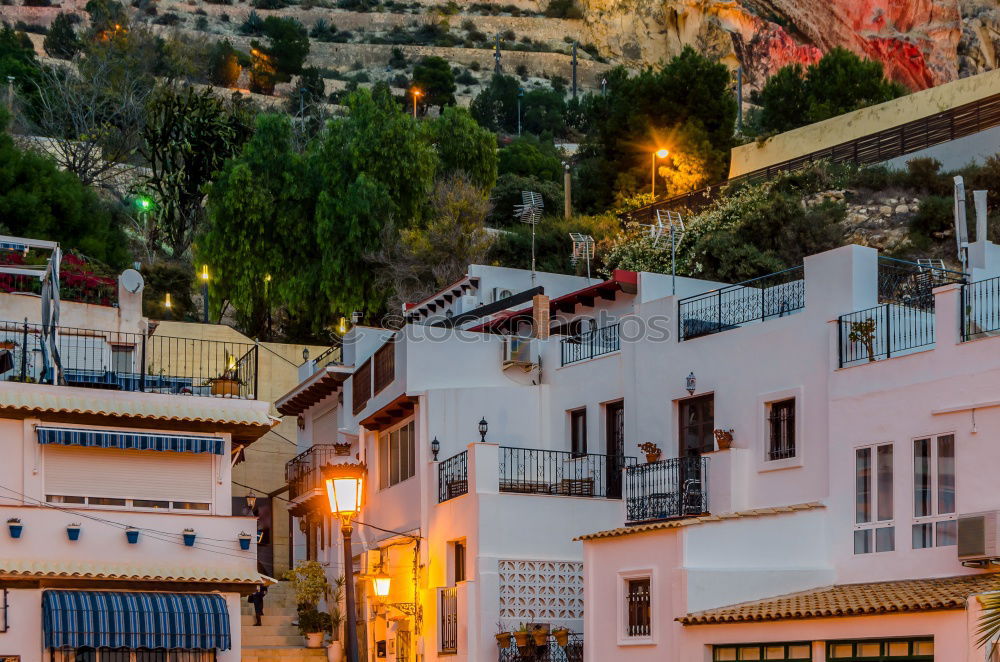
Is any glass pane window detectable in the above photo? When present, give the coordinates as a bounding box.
[827,638,933,660]
[625,578,651,637]
[912,434,958,549]
[713,643,812,661]
[378,420,416,489]
[855,443,894,554]
[679,395,714,455]
[570,409,587,457]
[856,448,871,524]
[767,399,796,461]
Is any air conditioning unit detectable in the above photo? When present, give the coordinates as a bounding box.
[501,336,535,368]
[460,294,478,313]
[958,511,1000,564]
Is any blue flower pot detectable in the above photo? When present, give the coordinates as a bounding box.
[239,536,251,550]
[126,530,139,544]
[67,527,81,541]
[183,532,196,547]
[8,523,22,539]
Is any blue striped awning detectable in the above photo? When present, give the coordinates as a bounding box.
[37,427,224,455]
[42,590,231,650]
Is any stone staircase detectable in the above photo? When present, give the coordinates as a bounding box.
[241,582,325,662]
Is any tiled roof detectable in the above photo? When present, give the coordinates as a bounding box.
[0,559,274,585]
[574,502,825,541]
[680,574,1000,625]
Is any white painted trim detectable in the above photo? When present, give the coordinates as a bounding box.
[756,387,804,473]
[616,567,657,647]
[932,399,1000,415]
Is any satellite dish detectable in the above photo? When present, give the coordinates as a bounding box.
[120,269,144,294]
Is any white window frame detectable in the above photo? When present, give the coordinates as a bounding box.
[44,495,213,514]
[757,387,803,472]
[853,442,895,555]
[616,568,656,646]
[377,417,416,490]
[911,433,958,549]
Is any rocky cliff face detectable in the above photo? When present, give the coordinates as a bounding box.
[580,0,1000,90]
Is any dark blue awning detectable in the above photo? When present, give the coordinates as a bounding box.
[37,427,224,455]
[42,591,231,650]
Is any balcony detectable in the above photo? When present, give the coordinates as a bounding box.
[964,275,1000,341]
[286,445,345,506]
[499,448,636,498]
[438,450,468,503]
[560,323,620,366]
[678,266,804,340]
[0,320,258,399]
[624,456,709,524]
[498,633,583,662]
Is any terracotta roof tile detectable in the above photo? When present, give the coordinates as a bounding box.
[0,559,273,585]
[574,502,825,541]
[680,574,1000,625]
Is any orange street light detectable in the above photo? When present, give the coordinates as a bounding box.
[411,88,422,119]
[324,462,367,662]
[651,149,669,198]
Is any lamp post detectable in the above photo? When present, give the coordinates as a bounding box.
[325,462,366,662]
[651,149,668,198]
[410,88,422,119]
[478,417,488,443]
[200,264,210,323]
[431,437,440,461]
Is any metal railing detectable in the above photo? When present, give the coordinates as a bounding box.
[560,323,620,366]
[624,456,709,524]
[627,92,1000,221]
[498,633,584,662]
[438,451,469,503]
[286,445,343,501]
[963,275,1000,341]
[877,257,964,307]
[0,319,258,398]
[439,587,458,654]
[499,447,637,499]
[312,346,341,371]
[677,266,805,340]
[837,303,936,366]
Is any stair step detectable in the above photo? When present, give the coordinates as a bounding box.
[242,614,299,627]
[242,646,328,662]
[243,635,305,647]
[241,625,300,636]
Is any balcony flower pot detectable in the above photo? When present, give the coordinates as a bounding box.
[305,633,324,649]
[66,523,81,541]
[239,532,252,550]
[126,527,139,544]
[552,627,570,647]
[7,518,22,539]
[183,528,196,546]
[713,429,734,451]
[531,625,550,646]
[210,377,241,397]
[513,630,531,648]
[326,641,342,662]
[638,442,661,464]
[495,633,513,649]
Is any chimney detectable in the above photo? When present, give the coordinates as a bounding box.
[532,294,550,340]
[974,190,989,243]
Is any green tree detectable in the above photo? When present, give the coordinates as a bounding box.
[286,67,325,116]
[0,110,129,267]
[411,56,456,110]
[255,17,309,83]
[498,135,563,181]
[142,86,254,257]
[487,173,563,226]
[752,64,808,135]
[470,73,520,132]
[425,106,497,189]
[43,13,82,60]
[0,24,41,100]
[83,0,128,37]
[522,87,566,136]
[208,39,242,88]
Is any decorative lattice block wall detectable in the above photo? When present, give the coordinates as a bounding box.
[497,559,584,626]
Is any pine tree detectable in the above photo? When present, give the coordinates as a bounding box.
[43,13,81,60]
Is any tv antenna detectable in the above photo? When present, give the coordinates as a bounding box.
[515,191,544,285]
[954,176,969,274]
[655,210,685,294]
[568,233,595,280]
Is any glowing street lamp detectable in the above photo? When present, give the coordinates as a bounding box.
[372,569,391,598]
[651,149,669,198]
[200,265,210,323]
[324,462,367,662]
[410,88,422,119]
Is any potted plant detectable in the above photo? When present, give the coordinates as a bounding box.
[531,624,550,646]
[7,517,22,538]
[126,526,139,544]
[638,442,661,464]
[210,369,242,396]
[513,623,531,648]
[495,622,513,649]
[66,523,81,541]
[182,528,196,546]
[849,318,878,362]
[552,626,570,647]
[713,429,734,450]
[238,531,253,550]
[297,605,331,648]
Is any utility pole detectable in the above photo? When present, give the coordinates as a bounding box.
[563,162,571,219]
[494,33,502,74]
[6,76,13,113]
[517,88,523,136]
[736,65,743,132]
[571,42,578,99]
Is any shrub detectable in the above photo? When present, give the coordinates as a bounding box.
[501,29,515,41]
[220,13,230,21]
[515,63,528,79]
[391,73,409,88]
[15,21,47,34]
[910,195,953,237]
[544,0,581,18]
[310,18,337,40]
[240,10,264,34]
[23,0,52,7]
[154,12,181,25]
[456,69,476,85]
[469,60,480,72]
[460,18,475,31]
[387,46,407,69]
[252,0,287,9]
[904,157,948,195]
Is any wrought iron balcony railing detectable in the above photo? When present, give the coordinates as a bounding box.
[677,266,804,341]
[624,456,709,524]
[498,633,583,662]
[438,451,468,503]
[560,323,620,366]
[0,319,257,399]
[838,304,936,366]
[286,445,343,501]
[499,447,637,499]
[964,275,1000,341]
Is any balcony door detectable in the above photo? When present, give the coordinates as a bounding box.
[605,400,625,499]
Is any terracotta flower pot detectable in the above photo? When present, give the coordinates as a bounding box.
[305,633,324,649]
[645,452,661,464]
[495,633,513,649]
[210,378,240,397]
[552,628,570,647]
[531,627,549,646]
[513,632,531,647]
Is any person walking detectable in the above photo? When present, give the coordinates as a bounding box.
[248,584,268,626]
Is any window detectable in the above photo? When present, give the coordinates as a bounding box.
[827,638,933,660]
[373,343,394,395]
[378,420,416,489]
[625,578,651,638]
[453,541,466,583]
[679,394,714,455]
[767,399,796,461]
[46,496,211,512]
[913,434,957,549]
[50,649,216,662]
[713,643,812,661]
[110,346,134,374]
[854,444,894,554]
[352,360,371,415]
[570,408,587,456]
